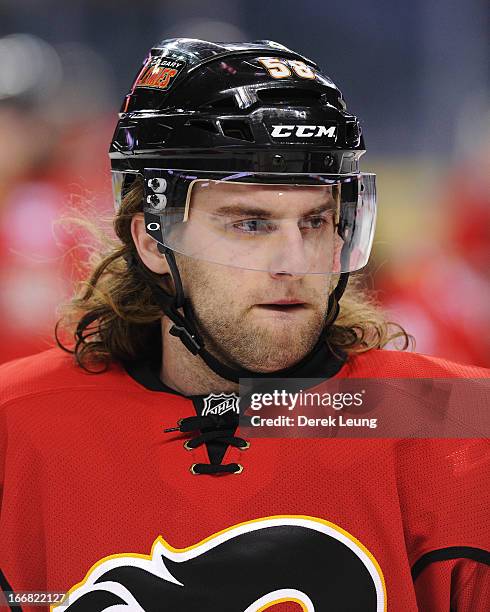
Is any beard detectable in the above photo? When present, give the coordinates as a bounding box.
[175,255,331,372]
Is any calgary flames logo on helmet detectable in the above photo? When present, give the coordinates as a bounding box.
[133,55,186,91]
[53,516,386,611]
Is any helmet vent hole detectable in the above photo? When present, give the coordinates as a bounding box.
[207,96,238,111]
[220,120,254,142]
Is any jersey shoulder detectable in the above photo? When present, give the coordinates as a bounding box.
[0,347,133,407]
[342,349,490,378]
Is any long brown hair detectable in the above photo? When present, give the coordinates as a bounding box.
[56,178,413,371]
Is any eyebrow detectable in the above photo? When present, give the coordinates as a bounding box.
[213,201,336,218]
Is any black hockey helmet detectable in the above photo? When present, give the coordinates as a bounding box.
[110,39,364,175]
[109,38,377,382]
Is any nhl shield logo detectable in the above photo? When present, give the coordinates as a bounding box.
[202,393,240,417]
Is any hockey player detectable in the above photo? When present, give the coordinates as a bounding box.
[0,39,489,611]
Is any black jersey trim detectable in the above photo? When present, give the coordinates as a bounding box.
[124,358,187,396]
[0,568,23,612]
[124,344,347,397]
[124,344,347,466]
[411,546,490,581]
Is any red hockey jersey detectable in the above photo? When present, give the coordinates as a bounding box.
[0,348,489,611]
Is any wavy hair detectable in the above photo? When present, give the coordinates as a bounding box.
[56,177,413,372]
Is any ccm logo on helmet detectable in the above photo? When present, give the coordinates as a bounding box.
[269,125,337,139]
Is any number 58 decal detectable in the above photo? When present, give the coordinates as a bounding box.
[258,57,316,80]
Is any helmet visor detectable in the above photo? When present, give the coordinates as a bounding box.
[116,170,376,274]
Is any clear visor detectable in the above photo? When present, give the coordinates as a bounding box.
[114,170,376,274]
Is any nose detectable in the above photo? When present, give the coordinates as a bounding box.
[267,222,309,279]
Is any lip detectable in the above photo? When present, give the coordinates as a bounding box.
[253,301,308,317]
[258,299,306,306]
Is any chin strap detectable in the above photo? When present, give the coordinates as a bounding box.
[129,246,349,384]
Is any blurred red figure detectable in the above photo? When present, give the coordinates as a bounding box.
[0,35,114,363]
[381,168,490,368]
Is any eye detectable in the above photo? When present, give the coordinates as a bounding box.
[231,219,277,234]
[299,215,331,230]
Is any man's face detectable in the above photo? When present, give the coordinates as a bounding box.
[173,182,341,372]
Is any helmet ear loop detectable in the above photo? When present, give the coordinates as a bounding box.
[156,244,204,355]
[324,271,349,330]
[157,244,185,308]
[324,191,349,330]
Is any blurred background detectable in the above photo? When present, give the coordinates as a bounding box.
[0,0,488,366]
